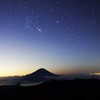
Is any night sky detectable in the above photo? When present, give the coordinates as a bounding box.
[0,0,100,76]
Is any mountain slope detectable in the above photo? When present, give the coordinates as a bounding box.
[25,68,57,77]
[21,68,58,84]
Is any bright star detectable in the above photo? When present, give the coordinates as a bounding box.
[36,27,42,32]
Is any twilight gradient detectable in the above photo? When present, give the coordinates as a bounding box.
[0,0,100,76]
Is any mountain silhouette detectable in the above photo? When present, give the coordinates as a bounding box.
[25,68,56,77]
[21,68,58,84]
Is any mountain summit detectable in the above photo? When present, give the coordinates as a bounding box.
[26,68,56,77]
[21,68,57,84]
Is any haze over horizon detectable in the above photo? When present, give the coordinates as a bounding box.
[0,0,100,76]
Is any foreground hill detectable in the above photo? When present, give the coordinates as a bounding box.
[0,79,100,100]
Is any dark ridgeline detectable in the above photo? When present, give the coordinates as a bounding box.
[0,79,100,100]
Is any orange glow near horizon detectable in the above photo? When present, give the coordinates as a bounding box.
[0,70,30,77]
[0,67,37,77]
[0,67,67,77]
[0,66,100,77]
[89,73,100,75]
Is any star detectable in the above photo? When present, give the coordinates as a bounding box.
[36,27,42,32]
[56,20,59,24]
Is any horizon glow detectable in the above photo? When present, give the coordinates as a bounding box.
[0,0,100,76]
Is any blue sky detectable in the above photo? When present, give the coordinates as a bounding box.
[0,0,100,76]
